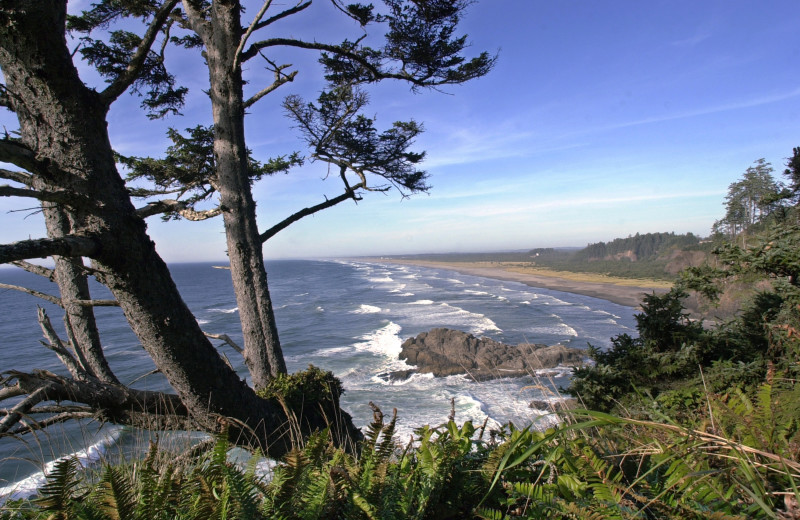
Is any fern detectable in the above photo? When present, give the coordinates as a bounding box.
[34,457,85,518]
[95,465,138,520]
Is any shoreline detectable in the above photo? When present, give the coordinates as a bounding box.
[366,259,671,308]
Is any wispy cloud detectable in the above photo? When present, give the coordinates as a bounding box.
[604,87,800,131]
[403,189,725,222]
[670,31,713,47]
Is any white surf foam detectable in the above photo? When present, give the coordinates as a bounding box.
[210,307,238,314]
[353,321,403,359]
[351,304,382,314]
[0,428,123,504]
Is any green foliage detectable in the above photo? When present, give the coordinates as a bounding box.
[256,365,344,410]
[283,85,429,196]
[5,406,800,519]
[119,125,303,220]
[569,288,709,412]
[573,231,701,263]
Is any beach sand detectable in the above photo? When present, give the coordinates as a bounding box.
[373,260,671,308]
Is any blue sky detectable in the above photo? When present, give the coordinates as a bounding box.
[2,1,800,262]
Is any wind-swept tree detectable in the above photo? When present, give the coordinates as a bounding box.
[74,0,494,388]
[0,0,493,452]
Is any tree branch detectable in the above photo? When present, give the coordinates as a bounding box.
[11,260,55,281]
[260,182,364,242]
[233,0,273,72]
[37,307,87,379]
[0,184,94,206]
[244,67,297,108]
[0,140,40,174]
[100,0,181,106]
[136,199,222,220]
[3,410,96,437]
[0,282,61,305]
[241,39,382,82]
[0,385,49,433]
[180,0,211,44]
[252,1,312,33]
[204,332,244,354]
[0,168,32,186]
[0,370,194,435]
[0,236,101,264]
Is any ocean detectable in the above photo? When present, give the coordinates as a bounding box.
[0,259,637,501]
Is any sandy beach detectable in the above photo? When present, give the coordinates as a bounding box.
[371,260,671,308]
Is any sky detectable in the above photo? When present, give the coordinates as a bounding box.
[2,0,800,262]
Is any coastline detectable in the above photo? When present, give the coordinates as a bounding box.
[367,259,671,308]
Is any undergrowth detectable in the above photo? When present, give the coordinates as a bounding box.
[2,397,798,519]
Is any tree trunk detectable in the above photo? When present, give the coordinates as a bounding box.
[0,0,357,456]
[204,1,286,388]
[45,204,119,384]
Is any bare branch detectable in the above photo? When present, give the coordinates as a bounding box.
[136,199,222,220]
[128,369,160,386]
[1,370,194,435]
[260,182,364,242]
[0,385,50,433]
[244,64,297,109]
[0,184,95,207]
[241,39,382,82]
[11,260,55,281]
[0,384,26,402]
[204,332,244,354]
[0,235,101,264]
[0,140,40,174]
[252,1,311,33]
[0,282,61,306]
[75,299,120,307]
[100,0,182,106]
[233,0,273,72]
[0,83,10,109]
[3,411,96,437]
[38,307,87,379]
[0,168,32,186]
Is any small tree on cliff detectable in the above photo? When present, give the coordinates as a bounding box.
[0,0,493,452]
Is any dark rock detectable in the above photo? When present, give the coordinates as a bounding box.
[376,369,418,382]
[397,328,587,381]
[529,398,579,412]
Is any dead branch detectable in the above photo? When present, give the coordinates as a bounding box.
[37,307,86,379]
[0,235,101,264]
[136,199,222,221]
[0,370,194,436]
[0,385,50,433]
[0,383,26,401]
[204,332,244,354]
[3,410,96,436]
[11,260,55,280]
[233,0,273,72]
[0,282,61,305]
[0,168,32,186]
[259,182,364,242]
[0,140,40,174]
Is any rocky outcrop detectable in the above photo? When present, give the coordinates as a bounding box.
[395,328,587,381]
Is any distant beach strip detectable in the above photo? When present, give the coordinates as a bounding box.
[370,260,671,308]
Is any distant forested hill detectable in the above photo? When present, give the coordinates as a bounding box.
[573,232,702,262]
[389,232,709,282]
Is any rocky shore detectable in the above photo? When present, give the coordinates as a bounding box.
[389,328,587,381]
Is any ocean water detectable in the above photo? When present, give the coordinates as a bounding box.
[0,259,637,501]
